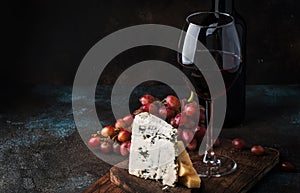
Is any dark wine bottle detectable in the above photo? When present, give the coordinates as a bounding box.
[211,0,247,127]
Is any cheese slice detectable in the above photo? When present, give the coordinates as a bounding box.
[177,141,201,188]
[128,112,201,189]
[129,112,178,187]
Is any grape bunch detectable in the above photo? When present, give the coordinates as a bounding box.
[87,93,208,155]
[88,117,133,156]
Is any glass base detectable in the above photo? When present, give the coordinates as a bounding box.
[193,155,237,177]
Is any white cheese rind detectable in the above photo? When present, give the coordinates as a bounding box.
[129,112,178,187]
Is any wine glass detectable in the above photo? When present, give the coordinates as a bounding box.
[178,12,242,177]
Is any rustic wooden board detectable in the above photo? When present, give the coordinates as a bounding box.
[84,140,279,193]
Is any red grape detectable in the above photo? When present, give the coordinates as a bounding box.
[194,126,206,141]
[167,108,176,119]
[139,94,155,105]
[183,117,196,129]
[123,114,133,126]
[232,138,247,150]
[199,123,206,128]
[158,106,167,119]
[100,142,112,153]
[115,119,126,130]
[126,125,132,133]
[200,105,205,113]
[187,138,197,151]
[140,102,161,115]
[170,118,178,128]
[149,103,159,115]
[125,141,131,152]
[133,109,143,116]
[173,113,182,127]
[140,104,149,112]
[281,162,296,172]
[101,126,115,137]
[88,135,101,148]
[151,101,163,108]
[177,113,189,128]
[174,112,194,129]
[182,129,194,144]
[120,142,130,156]
[199,112,206,124]
[165,95,180,110]
[180,98,188,109]
[118,130,131,142]
[158,106,176,120]
[183,101,199,117]
[213,138,221,147]
[199,106,206,123]
[113,143,121,154]
[251,145,265,156]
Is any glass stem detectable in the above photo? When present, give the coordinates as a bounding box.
[203,100,217,166]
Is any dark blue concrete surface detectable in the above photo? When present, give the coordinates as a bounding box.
[0,84,299,192]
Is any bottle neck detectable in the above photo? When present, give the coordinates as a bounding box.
[212,0,233,14]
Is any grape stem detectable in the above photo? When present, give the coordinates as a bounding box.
[187,90,194,103]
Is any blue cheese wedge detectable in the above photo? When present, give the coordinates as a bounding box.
[129,112,178,187]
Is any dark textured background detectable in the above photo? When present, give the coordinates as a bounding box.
[1,1,300,192]
[2,0,299,88]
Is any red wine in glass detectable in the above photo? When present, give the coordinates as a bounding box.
[179,50,242,101]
